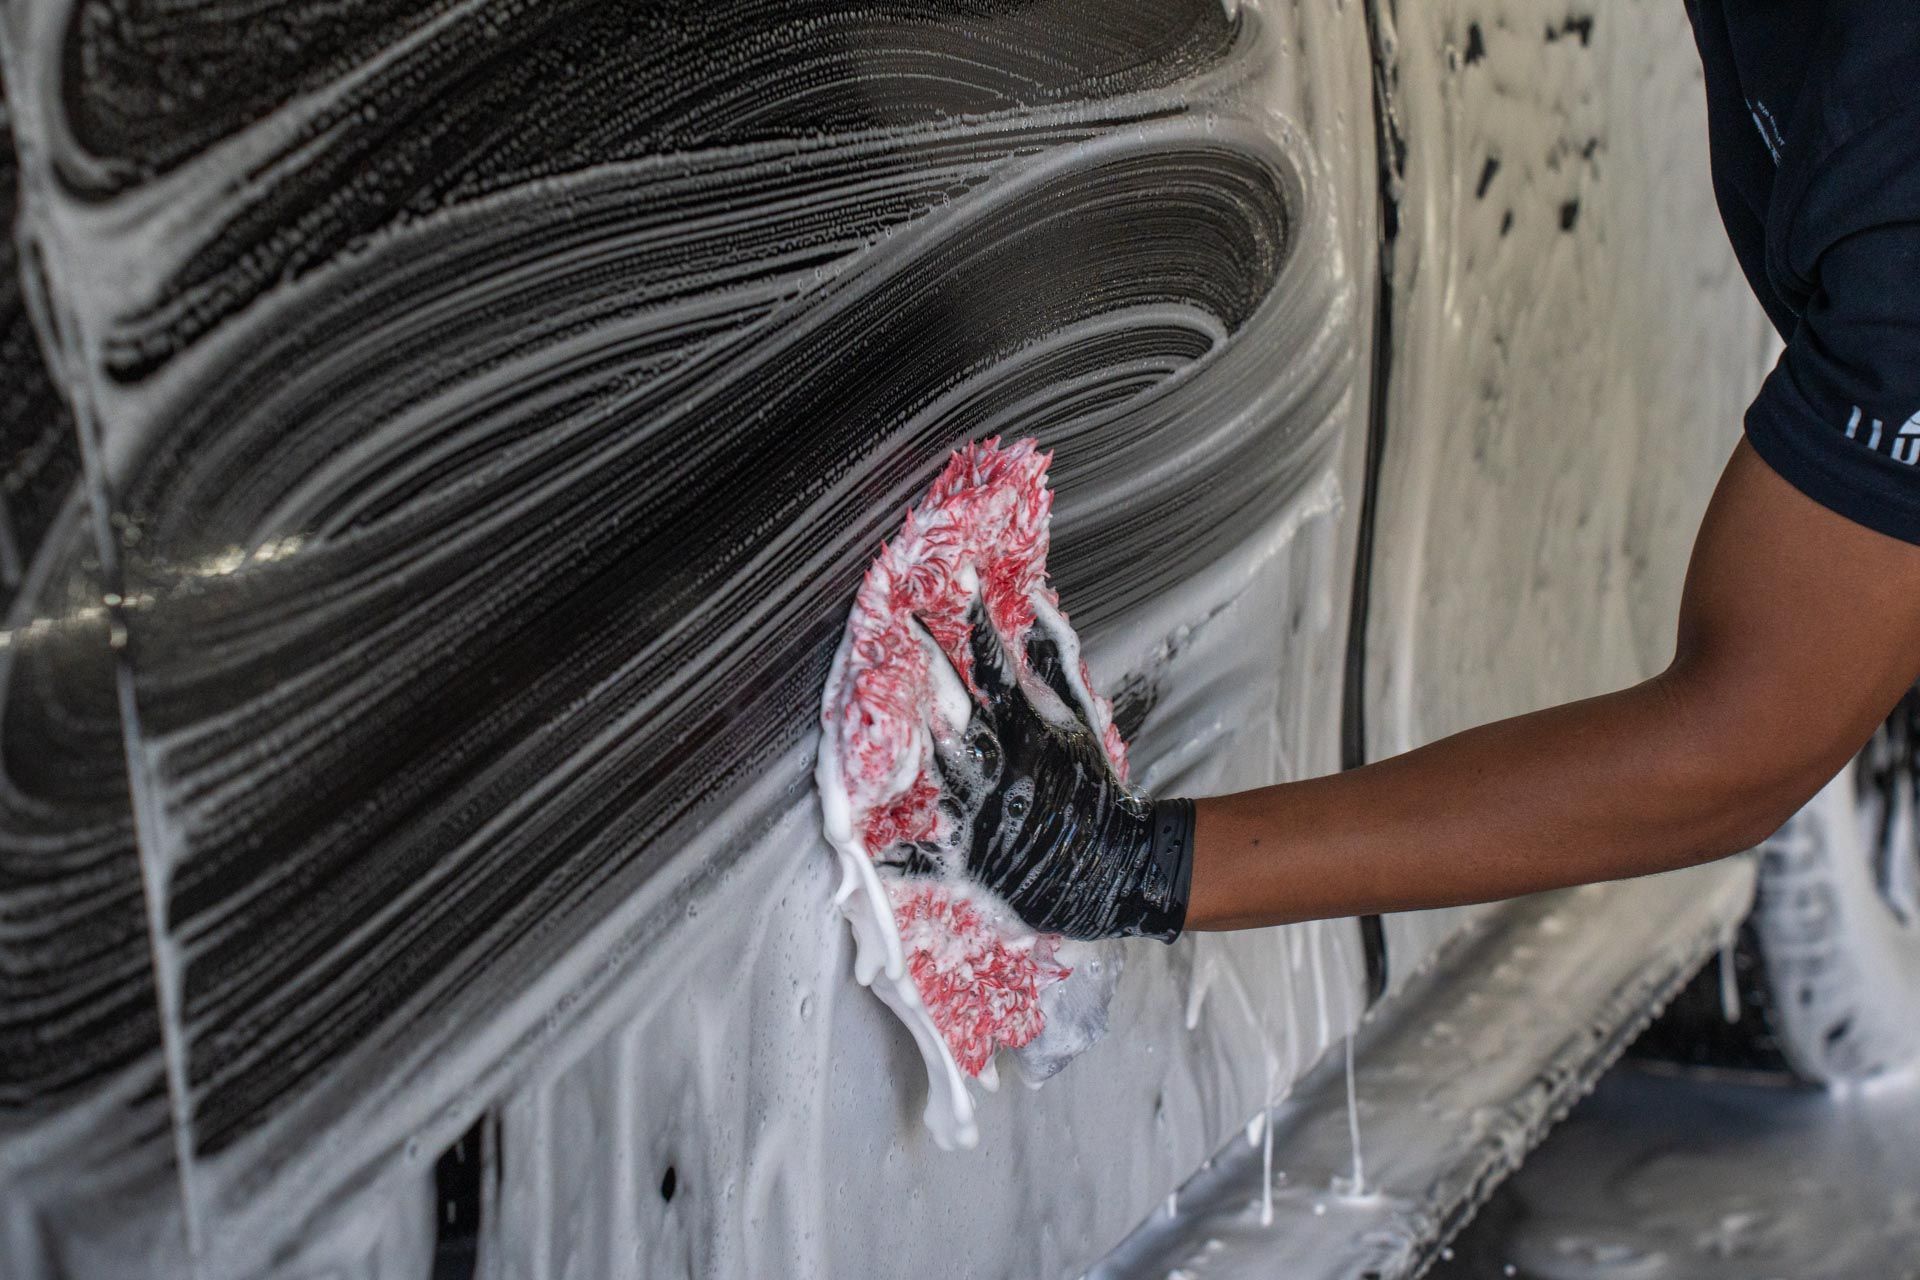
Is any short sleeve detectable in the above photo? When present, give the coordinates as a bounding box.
[1745,218,1920,544]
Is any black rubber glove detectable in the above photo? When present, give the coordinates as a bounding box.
[906,599,1195,942]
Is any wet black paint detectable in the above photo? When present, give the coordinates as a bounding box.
[0,65,161,1141]
[3,0,1356,1255]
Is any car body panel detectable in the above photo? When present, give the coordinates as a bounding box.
[0,0,1773,1276]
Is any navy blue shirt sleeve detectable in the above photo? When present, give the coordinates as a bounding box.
[1746,218,1920,543]
[1744,98,1920,545]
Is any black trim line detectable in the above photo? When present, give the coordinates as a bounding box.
[1345,0,1408,1006]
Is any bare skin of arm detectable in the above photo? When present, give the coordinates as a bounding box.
[1185,440,1920,931]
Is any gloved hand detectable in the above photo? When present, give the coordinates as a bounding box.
[906,596,1195,942]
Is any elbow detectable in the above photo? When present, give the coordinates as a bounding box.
[1670,777,1802,871]
[1675,756,1825,869]
[1646,666,1859,863]
[1713,788,1810,861]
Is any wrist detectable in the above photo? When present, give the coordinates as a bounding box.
[1114,797,1196,942]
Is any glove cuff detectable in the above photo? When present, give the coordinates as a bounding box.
[1122,797,1196,943]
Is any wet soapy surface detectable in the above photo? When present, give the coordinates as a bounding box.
[2,0,1379,1274]
[1089,866,1755,1280]
[478,476,1367,1280]
[1435,1065,1920,1280]
[0,0,1785,1274]
[1360,0,1773,981]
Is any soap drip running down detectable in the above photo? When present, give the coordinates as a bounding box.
[817,437,1129,1147]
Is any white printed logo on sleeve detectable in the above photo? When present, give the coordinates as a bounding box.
[1845,406,1920,466]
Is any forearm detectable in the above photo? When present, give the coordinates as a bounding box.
[1183,442,1920,933]
[1184,673,1800,931]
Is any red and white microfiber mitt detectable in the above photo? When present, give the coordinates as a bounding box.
[816,437,1128,1148]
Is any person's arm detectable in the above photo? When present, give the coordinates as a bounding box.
[1185,439,1920,930]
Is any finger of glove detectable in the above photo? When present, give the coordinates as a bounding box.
[964,594,1023,704]
[908,613,1000,816]
[1025,592,1103,736]
[908,612,980,738]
